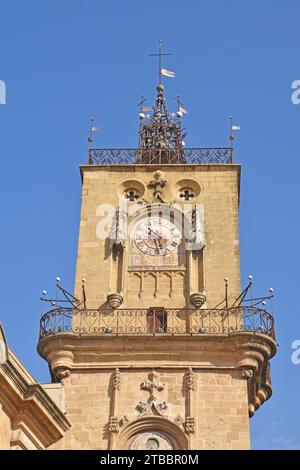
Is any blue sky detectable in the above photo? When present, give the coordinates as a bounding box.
[0,0,300,450]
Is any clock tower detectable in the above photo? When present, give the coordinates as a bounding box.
[38,69,277,450]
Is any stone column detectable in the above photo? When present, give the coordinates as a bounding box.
[108,368,121,450]
[185,367,195,449]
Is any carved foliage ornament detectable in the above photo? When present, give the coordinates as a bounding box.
[109,416,119,433]
[112,368,121,391]
[55,367,70,382]
[185,367,195,391]
[174,415,184,427]
[241,368,254,379]
[185,416,195,434]
[108,368,121,434]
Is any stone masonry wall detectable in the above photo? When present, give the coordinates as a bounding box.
[74,165,240,309]
[51,368,249,450]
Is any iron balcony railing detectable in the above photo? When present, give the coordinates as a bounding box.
[88,148,233,165]
[39,307,275,340]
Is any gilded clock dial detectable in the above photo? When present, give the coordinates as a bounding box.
[134,217,181,256]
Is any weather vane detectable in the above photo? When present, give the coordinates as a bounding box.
[149,40,175,85]
[87,118,99,163]
[229,116,241,163]
[175,95,188,116]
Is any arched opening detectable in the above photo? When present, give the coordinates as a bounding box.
[116,415,188,450]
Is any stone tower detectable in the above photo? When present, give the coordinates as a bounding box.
[38,78,277,450]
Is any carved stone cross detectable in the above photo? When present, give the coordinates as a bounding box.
[140,370,165,402]
[137,370,167,416]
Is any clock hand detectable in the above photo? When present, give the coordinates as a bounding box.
[148,227,163,253]
[148,227,160,240]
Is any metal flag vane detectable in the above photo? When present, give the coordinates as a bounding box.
[138,96,152,116]
[138,96,147,112]
[149,39,173,86]
[88,118,99,163]
[175,95,188,118]
[229,116,241,163]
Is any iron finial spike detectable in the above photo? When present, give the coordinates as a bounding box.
[224,277,229,308]
[269,288,274,317]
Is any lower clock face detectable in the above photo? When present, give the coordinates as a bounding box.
[134,217,181,256]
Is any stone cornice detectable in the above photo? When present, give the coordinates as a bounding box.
[0,350,71,448]
[38,332,276,417]
[80,163,241,182]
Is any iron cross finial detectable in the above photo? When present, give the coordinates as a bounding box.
[149,40,172,85]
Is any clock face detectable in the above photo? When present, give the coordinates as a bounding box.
[134,217,181,256]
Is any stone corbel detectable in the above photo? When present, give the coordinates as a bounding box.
[236,337,276,417]
[54,367,70,383]
[190,292,206,309]
[50,350,73,383]
[107,292,123,309]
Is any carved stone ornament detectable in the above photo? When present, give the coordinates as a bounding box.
[107,292,123,309]
[109,416,119,433]
[241,368,254,379]
[185,416,195,434]
[141,370,165,401]
[136,400,168,416]
[148,170,167,202]
[119,415,129,427]
[136,370,168,416]
[174,415,184,427]
[112,368,121,391]
[55,367,70,382]
[185,206,206,251]
[185,367,195,391]
[190,292,206,309]
[109,208,127,249]
[192,206,206,249]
